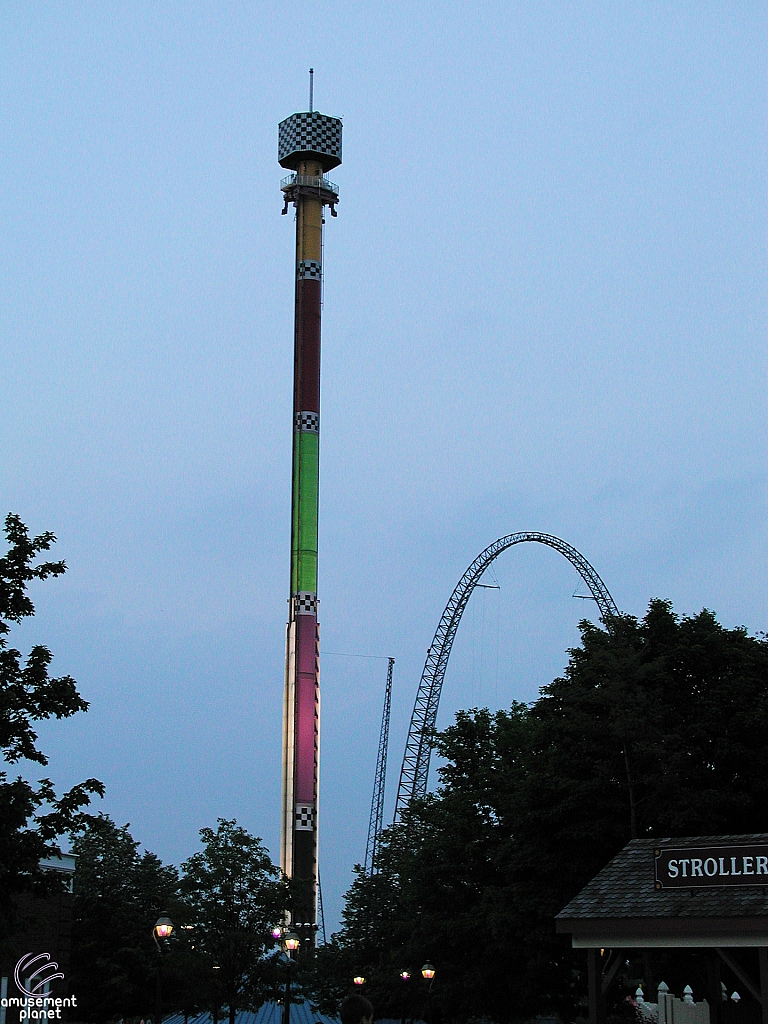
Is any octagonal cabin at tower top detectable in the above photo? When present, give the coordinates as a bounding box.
[278,111,342,172]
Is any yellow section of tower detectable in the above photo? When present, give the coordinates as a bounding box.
[296,159,323,263]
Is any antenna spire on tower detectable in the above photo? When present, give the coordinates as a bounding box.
[309,68,314,112]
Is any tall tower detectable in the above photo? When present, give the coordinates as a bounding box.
[278,72,341,928]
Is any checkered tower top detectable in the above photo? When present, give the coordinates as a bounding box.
[278,111,342,172]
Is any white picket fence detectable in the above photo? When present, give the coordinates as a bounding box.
[635,982,710,1024]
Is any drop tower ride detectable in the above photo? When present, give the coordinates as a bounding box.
[278,71,341,928]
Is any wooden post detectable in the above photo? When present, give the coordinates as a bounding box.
[758,948,768,1024]
[602,950,625,995]
[588,949,606,1024]
[707,951,722,1024]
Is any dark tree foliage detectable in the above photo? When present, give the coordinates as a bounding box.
[0,513,103,936]
[179,818,288,1024]
[69,814,184,1019]
[312,602,768,1024]
[70,816,287,1020]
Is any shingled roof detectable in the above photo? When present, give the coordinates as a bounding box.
[556,836,768,948]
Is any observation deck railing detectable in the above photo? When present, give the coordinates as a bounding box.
[281,174,339,197]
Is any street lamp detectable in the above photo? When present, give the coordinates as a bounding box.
[152,915,174,1024]
[282,932,300,1024]
[400,970,411,1024]
[353,976,366,986]
[421,964,436,1024]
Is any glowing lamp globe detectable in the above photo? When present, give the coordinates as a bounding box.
[400,971,411,981]
[154,916,174,939]
[421,963,436,981]
[353,976,366,986]
[284,932,301,952]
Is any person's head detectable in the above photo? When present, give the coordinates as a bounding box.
[340,994,373,1024]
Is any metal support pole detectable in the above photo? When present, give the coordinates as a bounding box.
[155,956,163,1024]
[284,961,292,1024]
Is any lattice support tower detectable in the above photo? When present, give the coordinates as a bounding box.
[365,657,395,875]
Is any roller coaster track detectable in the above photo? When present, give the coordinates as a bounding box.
[393,532,619,821]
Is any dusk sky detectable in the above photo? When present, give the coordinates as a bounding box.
[2,2,765,932]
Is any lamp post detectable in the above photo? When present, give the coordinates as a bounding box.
[400,970,411,1024]
[421,964,436,1024]
[283,931,300,1024]
[152,915,174,1024]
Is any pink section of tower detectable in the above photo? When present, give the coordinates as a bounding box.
[295,615,318,804]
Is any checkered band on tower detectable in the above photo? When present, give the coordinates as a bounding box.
[298,260,322,281]
[278,111,342,170]
[294,592,317,615]
[296,411,319,433]
[295,804,315,831]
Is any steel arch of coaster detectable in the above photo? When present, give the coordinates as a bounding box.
[393,532,619,822]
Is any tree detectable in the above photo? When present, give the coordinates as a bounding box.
[314,601,768,1023]
[179,818,287,1023]
[0,513,103,935]
[69,814,182,1019]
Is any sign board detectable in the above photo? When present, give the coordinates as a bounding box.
[654,844,768,890]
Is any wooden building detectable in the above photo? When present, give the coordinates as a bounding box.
[557,836,768,1024]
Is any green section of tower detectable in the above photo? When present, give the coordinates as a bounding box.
[290,428,319,594]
